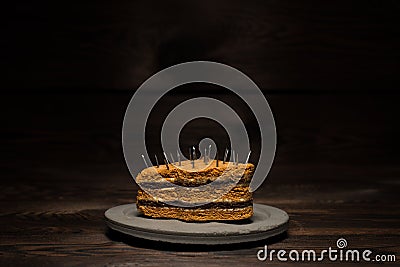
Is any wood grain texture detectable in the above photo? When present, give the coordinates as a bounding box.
[0,92,399,266]
[2,0,400,91]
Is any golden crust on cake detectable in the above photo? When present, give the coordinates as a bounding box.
[138,205,253,221]
[136,160,254,186]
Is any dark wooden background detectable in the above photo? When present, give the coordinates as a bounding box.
[1,1,400,266]
[3,0,400,92]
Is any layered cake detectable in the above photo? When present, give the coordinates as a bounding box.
[136,159,255,221]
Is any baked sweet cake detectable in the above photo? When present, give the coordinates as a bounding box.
[136,159,255,221]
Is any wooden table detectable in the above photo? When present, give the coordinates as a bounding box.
[1,92,399,266]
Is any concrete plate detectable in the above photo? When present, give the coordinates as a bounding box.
[105,203,289,245]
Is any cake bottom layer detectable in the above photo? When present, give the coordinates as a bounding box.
[137,205,253,222]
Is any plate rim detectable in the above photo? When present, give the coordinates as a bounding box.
[105,203,289,244]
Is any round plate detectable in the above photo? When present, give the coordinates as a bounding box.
[105,203,288,245]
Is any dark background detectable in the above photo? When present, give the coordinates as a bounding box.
[1,1,399,266]
[3,0,400,91]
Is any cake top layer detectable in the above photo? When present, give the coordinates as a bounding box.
[158,159,229,172]
[136,159,254,187]
[152,159,253,171]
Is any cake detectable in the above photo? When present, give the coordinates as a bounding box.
[136,159,255,222]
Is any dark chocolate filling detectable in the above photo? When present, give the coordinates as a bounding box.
[138,179,250,189]
[137,199,252,209]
